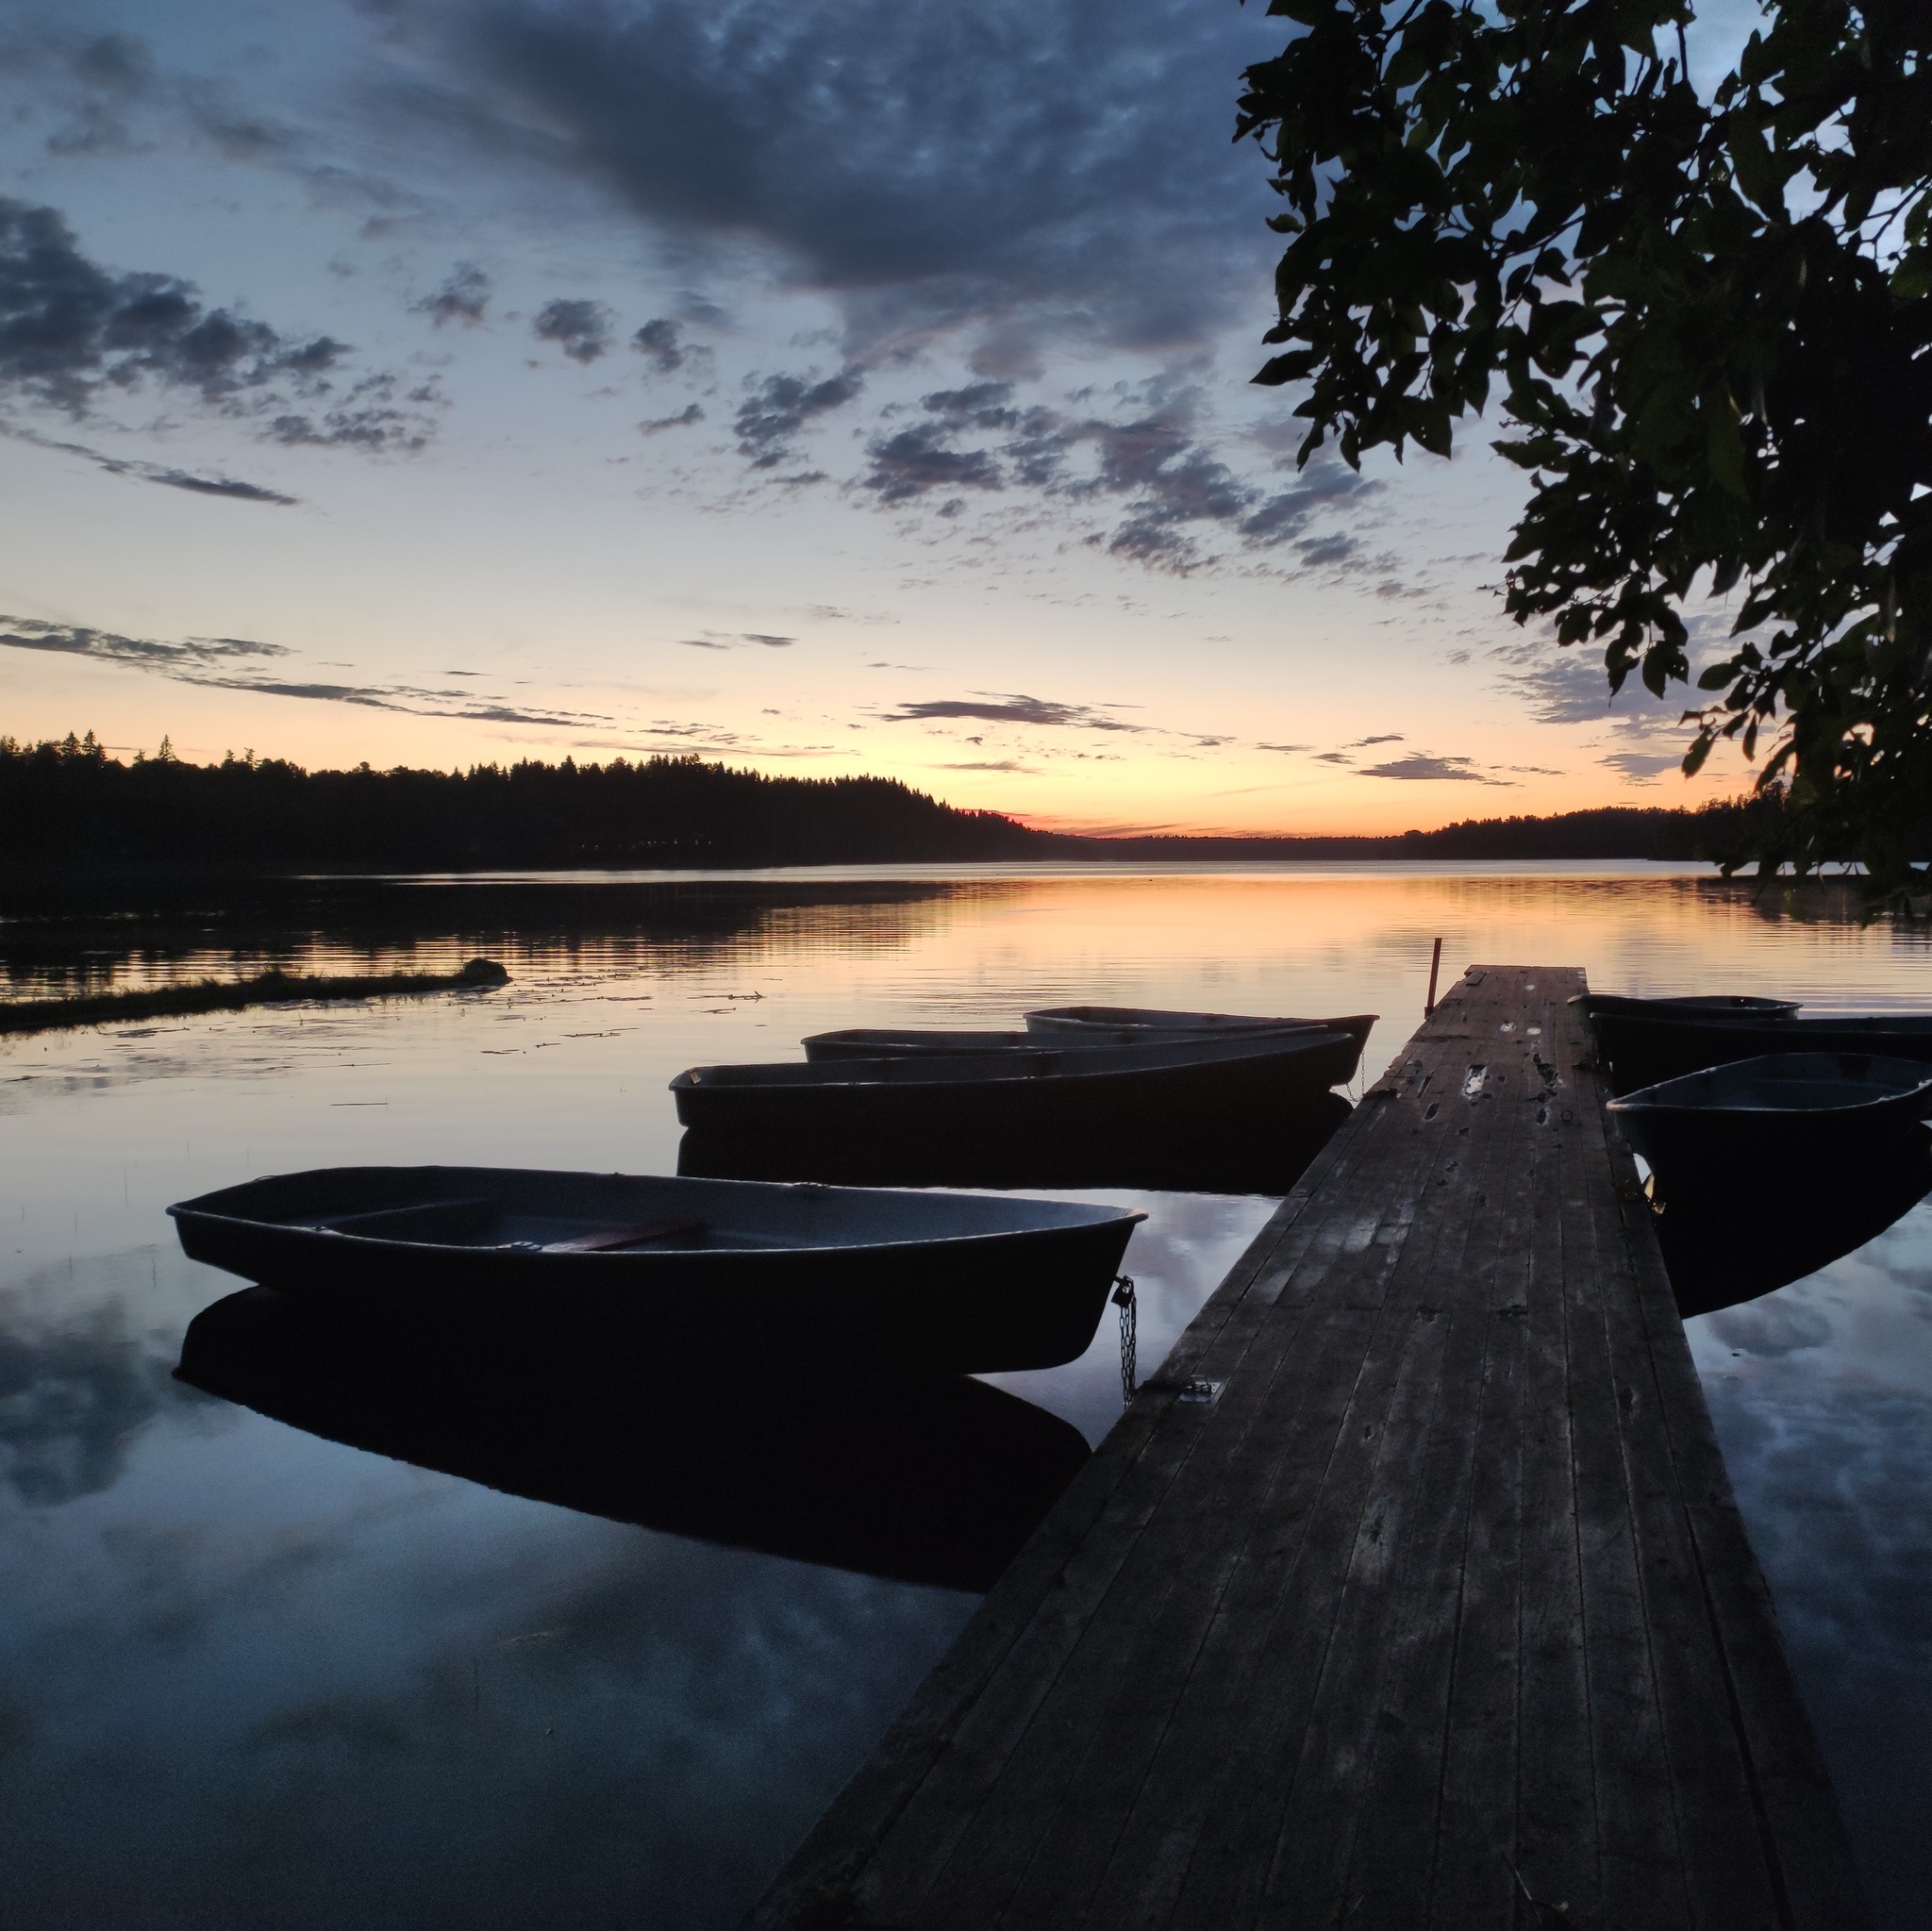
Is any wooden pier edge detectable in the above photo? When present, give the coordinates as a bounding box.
[745,967,1867,1930]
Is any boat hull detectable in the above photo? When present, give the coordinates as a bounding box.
[1591,1007,1932,1094]
[169,1166,1142,1375]
[673,1030,1360,1139]
[1024,1005,1376,1061]
[1607,1053,1932,1197]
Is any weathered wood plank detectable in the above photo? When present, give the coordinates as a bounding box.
[742,966,1868,1931]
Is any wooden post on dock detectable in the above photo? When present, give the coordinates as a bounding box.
[746,965,1866,1931]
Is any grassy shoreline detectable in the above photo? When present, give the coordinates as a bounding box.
[0,957,509,1038]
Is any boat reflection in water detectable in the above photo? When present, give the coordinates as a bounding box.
[175,1286,1091,1593]
[1650,1125,1932,1319]
[678,1090,1353,1195]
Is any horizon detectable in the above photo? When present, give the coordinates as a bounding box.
[0,0,1760,839]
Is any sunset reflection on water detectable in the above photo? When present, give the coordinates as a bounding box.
[2,863,1928,1926]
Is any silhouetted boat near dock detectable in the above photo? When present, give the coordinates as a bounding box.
[1574,990,1800,1020]
[1024,1004,1377,1062]
[168,1167,1142,1374]
[1585,999,1932,1093]
[672,1028,1359,1139]
[1608,1052,1932,1196]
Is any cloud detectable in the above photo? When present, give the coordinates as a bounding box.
[1,427,297,503]
[1490,638,1708,786]
[0,1294,195,1507]
[884,691,1141,732]
[0,198,429,449]
[675,632,796,651]
[938,758,1039,773]
[734,365,863,467]
[1255,741,1312,753]
[0,613,618,728]
[1349,733,1404,747]
[1600,749,1688,782]
[0,616,289,668]
[633,317,702,374]
[414,261,491,326]
[851,380,1381,572]
[532,296,613,363]
[1357,754,1511,784]
[639,403,703,434]
[430,0,1282,358]
[862,425,1003,504]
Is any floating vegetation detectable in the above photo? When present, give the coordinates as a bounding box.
[0,957,508,1038]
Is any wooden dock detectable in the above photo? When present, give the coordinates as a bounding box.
[746,967,1865,1930]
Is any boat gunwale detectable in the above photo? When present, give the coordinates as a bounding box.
[671,1025,1356,1094]
[1606,1051,1932,1120]
[165,1168,1147,1262]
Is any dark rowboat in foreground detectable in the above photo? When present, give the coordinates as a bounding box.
[672,1028,1360,1139]
[1587,1004,1932,1094]
[169,1166,1143,1373]
[1607,1053,1932,1197]
[178,1286,1091,1592]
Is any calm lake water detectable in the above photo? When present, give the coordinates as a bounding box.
[3,862,1929,1927]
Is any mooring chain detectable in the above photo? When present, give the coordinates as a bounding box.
[1112,1273,1138,1404]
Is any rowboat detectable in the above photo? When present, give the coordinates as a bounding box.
[671,1027,1360,1139]
[804,1018,1345,1060]
[805,1028,1059,1060]
[1574,992,1801,1019]
[177,1285,1090,1592]
[1586,1004,1932,1094]
[1606,1053,1932,1197]
[1024,1005,1376,1067]
[168,1166,1144,1374]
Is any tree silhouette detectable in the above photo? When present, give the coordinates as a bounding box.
[1239,0,1931,897]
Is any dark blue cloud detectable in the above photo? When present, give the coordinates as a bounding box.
[416,0,1282,355]
[0,197,433,448]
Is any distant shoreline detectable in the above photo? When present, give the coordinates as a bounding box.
[3,732,1805,874]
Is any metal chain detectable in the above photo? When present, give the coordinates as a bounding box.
[1112,1274,1138,1404]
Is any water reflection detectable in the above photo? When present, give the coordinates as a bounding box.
[1688,1202,1932,1928]
[7,864,1932,1927]
[178,1287,1088,1593]
[678,1091,1352,1194]
[1656,1128,1932,1318]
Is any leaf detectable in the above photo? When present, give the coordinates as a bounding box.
[1706,398,1749,499]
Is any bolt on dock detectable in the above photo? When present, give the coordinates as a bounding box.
[747,966,1865,1930]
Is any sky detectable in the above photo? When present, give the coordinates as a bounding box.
[0,0,1763,836]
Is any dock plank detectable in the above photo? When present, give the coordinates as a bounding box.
[744,966,1867,1931]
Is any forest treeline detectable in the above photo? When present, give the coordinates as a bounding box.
[0,732,1797,872]
[0,733,1047,868]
